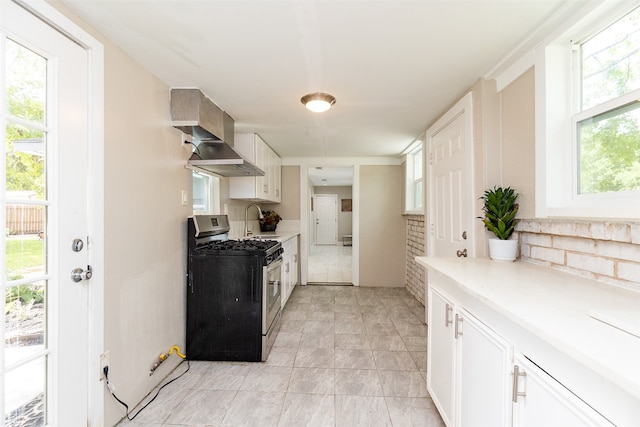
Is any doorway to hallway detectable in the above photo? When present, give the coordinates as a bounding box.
[307,244,352,284]
[306,167,354,285]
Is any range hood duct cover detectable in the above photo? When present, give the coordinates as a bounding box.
[171,89,264,177]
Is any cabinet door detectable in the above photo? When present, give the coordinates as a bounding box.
[458,309,513,427]
[281,238,298,307]
[512,354,614,427]
[281,258,291,308]
[291,241,298,286]
[255,138,269,199]
[272,151,281,202]
[427,286,455,426]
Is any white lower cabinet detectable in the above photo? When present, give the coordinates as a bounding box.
[458,307,513,427]
[427,286,512,427]
[512,354,614,427]
[427,283,613,427]
[281,236,298,307]
[427,287,455,425]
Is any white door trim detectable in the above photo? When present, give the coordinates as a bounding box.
[299,164,360,286]
[426,92,474,257]
[16,0,105,424]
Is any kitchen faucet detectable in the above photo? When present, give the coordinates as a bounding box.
[245,204,263,236]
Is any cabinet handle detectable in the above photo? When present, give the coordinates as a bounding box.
[454,313,463,339]
[445,303,453,327]
[512,365,527,402]
[293,254,297,262]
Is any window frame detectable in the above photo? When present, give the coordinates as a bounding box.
[403,136,425,215]
[192,170,220,214]
[535,1,640,219]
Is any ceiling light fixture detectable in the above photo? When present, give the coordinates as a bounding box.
[300,92,336,113]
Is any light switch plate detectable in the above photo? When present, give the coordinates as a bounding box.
[181,190,188,206]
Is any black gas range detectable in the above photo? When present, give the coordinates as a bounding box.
[186,215,283,362]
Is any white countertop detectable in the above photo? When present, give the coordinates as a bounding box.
[241,230,299,243]
[416,257,640,402]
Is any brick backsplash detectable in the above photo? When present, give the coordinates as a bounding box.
[405,215,426,305]
[517,219,640,292]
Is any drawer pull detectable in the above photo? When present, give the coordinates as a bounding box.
[455,313,463,339]
[445,303,453,327]
[512,364,527,402]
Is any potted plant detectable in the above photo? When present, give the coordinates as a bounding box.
[480,186,520,261]
[259,210,282,232]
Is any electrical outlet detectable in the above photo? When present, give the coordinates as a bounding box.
[100,351,110,381]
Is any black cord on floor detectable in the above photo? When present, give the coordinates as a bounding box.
[104,360,190,421]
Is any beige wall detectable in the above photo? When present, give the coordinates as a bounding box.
[500,68,536,219]
[359,165,406,287]
[103,34,192,427]
[50,2,192,425]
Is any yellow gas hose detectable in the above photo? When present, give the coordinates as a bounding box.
[169,345,186,359]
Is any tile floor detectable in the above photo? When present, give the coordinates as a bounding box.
[117,285,445,427]
[308,244,352,284]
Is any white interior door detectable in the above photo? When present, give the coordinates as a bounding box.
[315,194,337,245]
[1,2,90,425]
[428,93,474,258]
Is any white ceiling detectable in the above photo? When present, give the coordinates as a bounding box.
[308,166,353,187]
[60,0,585,182]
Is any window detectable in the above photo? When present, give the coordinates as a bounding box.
[576,6,640,195]
[192,171,220,214]
[404,136,424,214]
[538,2,640,218]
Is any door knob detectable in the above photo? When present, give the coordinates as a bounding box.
[71,265,93,282]
[456,249,468,258]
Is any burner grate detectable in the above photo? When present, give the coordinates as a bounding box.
[196,239,280,255]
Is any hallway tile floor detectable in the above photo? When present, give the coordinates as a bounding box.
[308,244,352,284]
[117,285,444,426]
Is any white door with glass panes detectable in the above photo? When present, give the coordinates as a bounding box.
[1,2,92,425]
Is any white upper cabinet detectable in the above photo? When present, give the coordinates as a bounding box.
[230,133,281,202]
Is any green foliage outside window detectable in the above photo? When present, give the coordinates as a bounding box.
[5,39,46,198]
[579,6,640,195]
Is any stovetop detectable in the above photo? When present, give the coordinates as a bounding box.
[194,239,281,257]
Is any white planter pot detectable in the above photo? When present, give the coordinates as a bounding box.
[488,238,518,262]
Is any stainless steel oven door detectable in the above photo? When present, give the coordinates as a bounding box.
[262,257,282,360]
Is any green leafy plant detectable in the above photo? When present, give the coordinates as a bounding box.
[5,283,44,314]
[479,186,520,240]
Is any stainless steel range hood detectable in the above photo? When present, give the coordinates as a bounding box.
[171,89,264,177]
